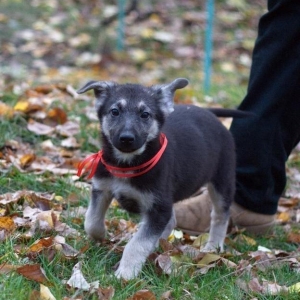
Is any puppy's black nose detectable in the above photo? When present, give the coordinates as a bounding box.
[120,133,135,144]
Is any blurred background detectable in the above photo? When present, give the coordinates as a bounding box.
[0,0,265,106]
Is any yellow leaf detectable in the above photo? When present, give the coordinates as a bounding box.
[192,233,209,248]
[277,211,290,223]
[14,101,29,112]
[234,234,257,246]
[288,282,300,293]
[40,284,56,300]
[20,153,36,168]
[54,195,64,202]
[197,253,221,267]
[0,216,15,231]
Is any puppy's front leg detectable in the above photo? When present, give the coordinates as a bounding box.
[85,184,112,241]
[115,206,172,280]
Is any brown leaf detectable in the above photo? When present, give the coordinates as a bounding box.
[278,197,299,208]
[34,84,55,94]
[97,286,115,300]
[20,153,36,168]
[128,289,156,300]
[287,232,300,243]
[16,264,51,285]
[159,239,175,252]
[28,237,55,254]
[47,107,68,124]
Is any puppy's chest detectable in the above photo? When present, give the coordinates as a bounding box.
[97,178,154,213]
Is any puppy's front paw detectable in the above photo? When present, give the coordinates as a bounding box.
[84,221,106,242]
[115,263,141,280]
[201,243,223,253]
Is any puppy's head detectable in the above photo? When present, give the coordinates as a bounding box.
[77,78,188,161]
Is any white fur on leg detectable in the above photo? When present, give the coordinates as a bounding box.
[84,188,112,241]
[115,217,160,280]
[201,208,229,252]
[201,184,230,252]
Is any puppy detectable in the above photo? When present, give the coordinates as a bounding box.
[77,78,238,280]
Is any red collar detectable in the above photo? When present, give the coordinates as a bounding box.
[77,133,168,179]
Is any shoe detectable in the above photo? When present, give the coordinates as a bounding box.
[174,189,212,235]
[230,202,275,235]
[174,191,275,235]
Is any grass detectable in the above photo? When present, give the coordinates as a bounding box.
[1,231,300,300]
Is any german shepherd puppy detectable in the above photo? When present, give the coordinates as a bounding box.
[77,78,240,280]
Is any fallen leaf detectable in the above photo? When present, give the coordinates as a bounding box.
[277,211,290,223]
[155,254,172,275]
[192,233,209,248]
[287,232,300,243]
[47,107,67,124]
[257,246,272,253]
[56,121,80,137]
[0,263,19,274]
[0,101,14,118]
[66,262,90,291]
[129,289,156,300]
[233,234,257,246]
[0,216,16,231]
[27,119,55,136]
[61,137,79,148]
[288,282,300,293]
[261,279,288,295]
[20,153,36,168]
[197,253,221,267]
[16,264,51,285]
[97,286,115,300]
[40,284,56,300]
[28,237,55,254]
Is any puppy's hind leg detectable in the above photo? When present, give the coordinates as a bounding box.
[201,183,231,252]
[84,180,113,241]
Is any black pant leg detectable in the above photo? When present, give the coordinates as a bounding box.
[230,0,300,214]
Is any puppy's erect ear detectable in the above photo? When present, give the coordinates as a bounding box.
[77,81,115,110]
[152,78,189,116]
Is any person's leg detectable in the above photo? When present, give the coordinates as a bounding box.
[175,0,300,235]
[230,0,300,215]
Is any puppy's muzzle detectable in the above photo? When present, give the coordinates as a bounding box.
[114,131,141,153]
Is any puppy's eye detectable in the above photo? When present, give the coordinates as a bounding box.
[141,112,150,119]
[111,108,120,116]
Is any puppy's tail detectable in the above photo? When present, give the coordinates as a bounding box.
[208,108,255,118]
